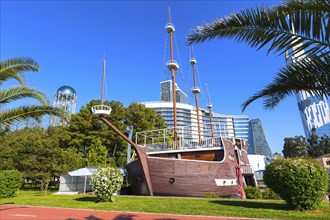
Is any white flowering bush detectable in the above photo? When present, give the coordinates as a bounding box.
[91,167,123,202]
[264,158,328,210]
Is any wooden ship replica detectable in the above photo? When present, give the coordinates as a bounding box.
[92,7,254,198]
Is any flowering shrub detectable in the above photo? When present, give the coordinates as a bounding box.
[264,158,328,210]
[91,167,123,202]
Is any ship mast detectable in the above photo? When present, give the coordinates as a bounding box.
[190,47,201,144]
[205,83,214,141]
[101,56,106,105]
[91,56,153,196]
[165,6,179,148]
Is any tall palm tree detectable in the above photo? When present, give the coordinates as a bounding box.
[187,0,329,111]
[0,57,66,127]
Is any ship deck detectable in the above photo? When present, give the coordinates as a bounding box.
[135,122,235,154]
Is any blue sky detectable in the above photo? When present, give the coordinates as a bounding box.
[2,0,323,154]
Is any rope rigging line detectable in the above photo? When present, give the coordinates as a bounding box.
[162,32,169,81]
[195,64,207,108]
[173,33,191,103]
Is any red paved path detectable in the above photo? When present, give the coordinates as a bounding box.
[0,205,265,220]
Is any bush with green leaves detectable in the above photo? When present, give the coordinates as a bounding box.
[244,186,262,199]
[264,158,328,210]
[91,167,123,202]
[263,188,281,200]
[0,170,22,198]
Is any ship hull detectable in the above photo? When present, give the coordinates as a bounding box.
[126,138,250,197]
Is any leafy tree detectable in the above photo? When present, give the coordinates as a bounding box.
[65,100,127,166]
[0,57,65,128]
[65,100,166,167]
[86,138,113,167]
[282,136,308,158]
[126,102,167,133]
[0,126,84,194]
[308,128,330,157]
[187,0,330,110]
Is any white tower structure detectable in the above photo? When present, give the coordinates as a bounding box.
[50,86,77,126]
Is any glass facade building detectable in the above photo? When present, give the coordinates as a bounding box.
[289,43,330,139]
[248,119,272,156]
[142,101,250,140]
[160,80,188,104]
[296,92,330,138]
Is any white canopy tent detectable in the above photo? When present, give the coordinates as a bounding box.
[57,167,99,194]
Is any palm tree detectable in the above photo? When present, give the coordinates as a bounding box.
[187,0,329,111]
[0,57,66,127]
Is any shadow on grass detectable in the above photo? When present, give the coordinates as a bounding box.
[210,200,291,210]
[75,197,97,202]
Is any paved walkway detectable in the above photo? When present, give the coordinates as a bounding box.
[0,205,264,220]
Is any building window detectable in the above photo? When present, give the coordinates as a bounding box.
[326,161,330,166]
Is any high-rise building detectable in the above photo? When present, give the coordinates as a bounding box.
[50,86,77,126]
[289,40,330,139]
[296,92,330,138]
[248,119,272,156]
[160,80,188,104]
[142,101,249,140]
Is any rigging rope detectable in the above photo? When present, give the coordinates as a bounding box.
[195,64,207,108]
[173,33,191,104]
[162,32,169,81]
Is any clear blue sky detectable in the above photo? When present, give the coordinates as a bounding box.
[2,0,324,154]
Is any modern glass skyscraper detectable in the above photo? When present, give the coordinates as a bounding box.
[160,80,188,104]
[296,92,330,138]
[289,40,330,139]
[248,119,272,156]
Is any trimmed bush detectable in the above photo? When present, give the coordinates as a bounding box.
[244,186,262,199]
[263,187,281,200]
[91,167,123,202]
[264,158,328,210]
[0,170,22,198]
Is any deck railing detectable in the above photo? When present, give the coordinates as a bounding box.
[241,164,254,174]
[135,122,227,153]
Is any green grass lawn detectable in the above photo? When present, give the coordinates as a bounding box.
[1,189,329,220]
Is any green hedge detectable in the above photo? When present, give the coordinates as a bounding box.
[244,186,262,199]
[264,158,328,210]
[0,170,22,198]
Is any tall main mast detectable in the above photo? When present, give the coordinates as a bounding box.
[165,6,179,148]
[190,47,201,144]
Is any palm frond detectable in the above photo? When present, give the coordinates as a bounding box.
[0,105,67,127]
[242,55,330,111]
[186,0,329,59]
[0,86,49,105]
[0,57,39,85]
[0,71,26,86]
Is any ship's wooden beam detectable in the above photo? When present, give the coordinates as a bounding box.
[100,117,154,196]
